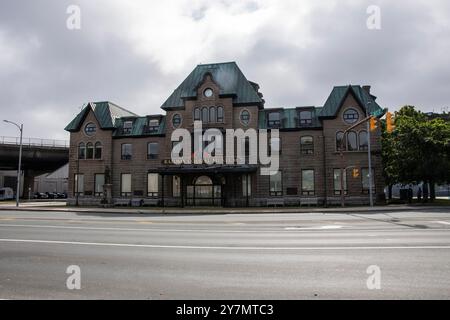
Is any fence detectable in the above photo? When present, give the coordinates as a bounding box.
[0,136,69,148]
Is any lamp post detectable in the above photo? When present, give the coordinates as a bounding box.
[3,120,23,207]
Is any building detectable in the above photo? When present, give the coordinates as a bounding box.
[65,62,385,207]
[33,163,68,195]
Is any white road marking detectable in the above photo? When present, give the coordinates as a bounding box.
[1,238,450,251]
[285,225,343,230]
[432,221,450,225]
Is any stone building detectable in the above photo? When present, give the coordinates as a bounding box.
[65,62,385,207]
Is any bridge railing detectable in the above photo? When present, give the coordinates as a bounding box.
[0,136,69,148]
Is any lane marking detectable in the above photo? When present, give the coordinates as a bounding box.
[1,238,450,251]
[432,221,450,225]
[285,225,343,230]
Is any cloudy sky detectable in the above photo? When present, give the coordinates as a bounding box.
[0,0,449,140]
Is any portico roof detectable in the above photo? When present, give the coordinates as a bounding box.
[148,164,258,175]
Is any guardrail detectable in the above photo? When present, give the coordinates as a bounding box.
[0,136,69,148]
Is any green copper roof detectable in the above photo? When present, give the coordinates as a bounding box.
[320,85,383,118]
[65,102,138,132]
[161,62,263,109]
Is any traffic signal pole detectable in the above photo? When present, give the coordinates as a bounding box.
[366,120,374,207]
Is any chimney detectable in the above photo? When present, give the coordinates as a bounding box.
[362,85,371,94]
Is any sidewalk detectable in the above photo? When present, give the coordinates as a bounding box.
[0,201,449,215]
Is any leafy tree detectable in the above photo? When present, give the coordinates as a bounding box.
[382,106,450,201]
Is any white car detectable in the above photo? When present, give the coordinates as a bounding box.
[0,187,14,201]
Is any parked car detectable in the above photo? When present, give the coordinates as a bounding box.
[0,187,14,201]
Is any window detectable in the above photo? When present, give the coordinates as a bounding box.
[359,131,368,151]
[121,173,132,197]
[147,119,160,133]
[172,114,181,128]
[86,142,94,159]
[209,107,216,123]
[122,121,133,134]
[147,173,159,197]
[361,168,375,193]
[173,176,180,197]
[300,136,314,155]
[242,174,251,197]
[240,110,250,125]
[268,112,280,128]
[121,143,132,160]
[299,111,312,125]
[343,108,359,124]
[194,108,201,121]
[201,107,208,123]
[78,142,86,159]
[269,171,282,196]
[94,174,105,196]
[336,131,345,151]
[301,170,315,195]
[333,169,347,195]
[347,131,357,151]
[204,88,213,98]
[94,142,102,159]
[147,142,159,159]
[217,106,224,123]
[74,174,84,195]
[270,137,281,155]
[84,123,96,136]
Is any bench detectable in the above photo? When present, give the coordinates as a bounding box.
[114,199,130,206]
[300,198,319,207]
[266,198,285,207]
[131,198,143,207]
[143,198,160,207]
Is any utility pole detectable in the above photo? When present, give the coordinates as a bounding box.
[366,102,374,207]
[3,120,23,207]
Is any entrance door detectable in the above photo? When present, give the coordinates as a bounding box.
[186,176,222,206]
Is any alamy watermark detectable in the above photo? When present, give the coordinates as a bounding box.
[366,5,381,30]
[66,5,81,30]
[171,121,280,175]
[366,265,381,290]
[66,265,81,290]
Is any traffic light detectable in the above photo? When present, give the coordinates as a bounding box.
[352,168,360,178]
[386,111,395,133]
[369,117,378,132]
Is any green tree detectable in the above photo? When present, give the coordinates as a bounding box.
[382,106,450,201]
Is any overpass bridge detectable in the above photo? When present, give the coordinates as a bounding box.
[0,136,69,196]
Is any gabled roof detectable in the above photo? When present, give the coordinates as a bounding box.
[65,102,138,132]
[320,85,383,118]
[161,62,263,110]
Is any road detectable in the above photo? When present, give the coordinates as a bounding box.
[1,208,450,299]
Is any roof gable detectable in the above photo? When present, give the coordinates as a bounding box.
[65,102,138,132]
[320,85,383,118]
[161,62,263,109]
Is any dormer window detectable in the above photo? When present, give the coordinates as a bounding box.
[122,120,133,134]
[267,112,280,128]
[148,119,160,133]
[299,110,312,126]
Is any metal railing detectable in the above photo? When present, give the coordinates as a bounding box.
[0,136,69,148]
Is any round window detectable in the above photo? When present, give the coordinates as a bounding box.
[84,123,97,136]
[343,108,359,124]
[204,88,213,98]
[240,110,250,125]
[172,114,182,128]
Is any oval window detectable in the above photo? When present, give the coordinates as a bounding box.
[84,123,96,136]
[172,114,181,128]
[343,108,359,124]
[240,110,250,125]
[204,88,213,98]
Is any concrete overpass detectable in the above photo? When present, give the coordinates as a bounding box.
[0,136,69,196]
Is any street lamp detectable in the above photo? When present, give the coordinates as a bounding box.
[3,120,23,207]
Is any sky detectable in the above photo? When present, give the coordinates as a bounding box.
[0,0,449,140]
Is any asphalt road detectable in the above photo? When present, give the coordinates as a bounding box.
[1,208,450,299]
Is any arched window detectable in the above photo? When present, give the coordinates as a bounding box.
[78,142,86,159]
[195,175,213,185]
[300,136,314,155]
[201,107,208,123]
[194,108,200,121]
[359,131,368,151]
[217,106,224,123]
[336,131,345,151]
[94,142,102,159]
[209,106,216,123]
[86,142,94,159]
[240,110,250,125]
[347,131,357,151]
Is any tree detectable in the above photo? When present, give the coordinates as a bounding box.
[382,106,450,202]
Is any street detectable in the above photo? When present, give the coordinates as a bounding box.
[1,209,450,299]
